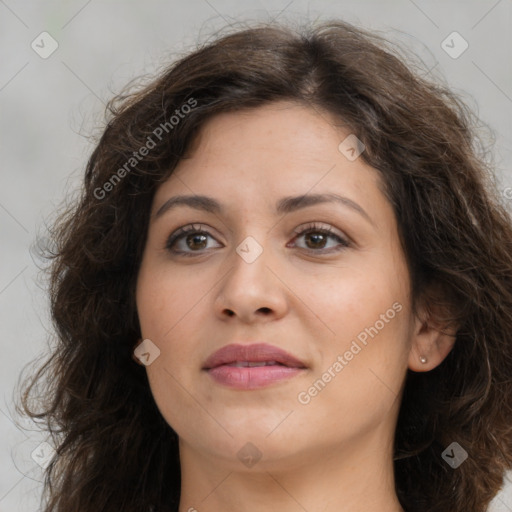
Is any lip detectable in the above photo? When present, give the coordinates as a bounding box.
[203,343,307,390]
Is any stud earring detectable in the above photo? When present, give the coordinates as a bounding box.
[419,355,428,364]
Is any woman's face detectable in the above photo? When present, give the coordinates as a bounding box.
[136,100,417,471]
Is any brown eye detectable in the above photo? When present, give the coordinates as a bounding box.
[303,231,329,249]
[165,224,222,256]
[290,223,350,253]
[183,233,208,250]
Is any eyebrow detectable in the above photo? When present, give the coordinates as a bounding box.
[154,193,375,226]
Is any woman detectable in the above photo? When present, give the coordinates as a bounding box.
[19,18,512,512]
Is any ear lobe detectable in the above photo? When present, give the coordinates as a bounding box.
[408,321,457,372]
[407,288,459,372]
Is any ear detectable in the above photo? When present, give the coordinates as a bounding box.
[408,286,458,372]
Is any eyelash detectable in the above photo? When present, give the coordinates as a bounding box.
[165,222,350,257]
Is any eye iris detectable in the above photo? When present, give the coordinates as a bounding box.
[305,232,327,249]
[187,233,207,250]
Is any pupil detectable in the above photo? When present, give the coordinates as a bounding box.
[187,234,207,249]
[307,233,325,248]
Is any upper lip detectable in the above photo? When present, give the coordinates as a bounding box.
[203,343,307,369]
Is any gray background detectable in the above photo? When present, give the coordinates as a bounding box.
[1,0,511,510]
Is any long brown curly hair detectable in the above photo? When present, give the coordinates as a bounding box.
[17,18,512,512]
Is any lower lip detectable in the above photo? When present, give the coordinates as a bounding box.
[205,365,305,389]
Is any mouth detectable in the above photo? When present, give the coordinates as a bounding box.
[202,343,307,389]
[203,342,307,370]
[221,361,288,367]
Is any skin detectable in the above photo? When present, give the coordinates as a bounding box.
[135,100,456,512]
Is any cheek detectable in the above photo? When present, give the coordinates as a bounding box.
[136,262,207,339]
[136,262,210,376]
[293,260,401,339]
[293,252,411,389]
[137,268,204,432]
[294,285,409,433]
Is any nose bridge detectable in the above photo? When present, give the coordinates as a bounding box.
[228,232,271,290]
[214,230,286,320]
[235,234,266,266]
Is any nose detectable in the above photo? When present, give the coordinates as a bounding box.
[213,237,289,324]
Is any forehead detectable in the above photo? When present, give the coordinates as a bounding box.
[156,101,385,208]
